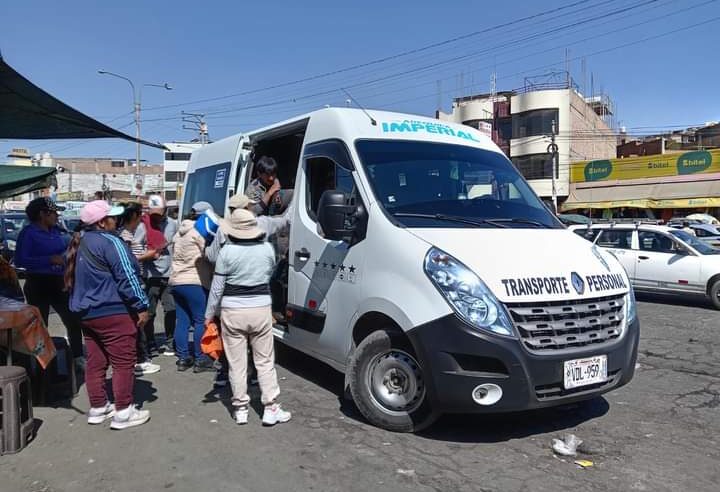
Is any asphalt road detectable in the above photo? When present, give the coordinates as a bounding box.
[1,296,718,492]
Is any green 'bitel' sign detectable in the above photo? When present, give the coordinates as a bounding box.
[571,149,720,183]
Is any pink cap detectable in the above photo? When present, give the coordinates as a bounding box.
[80,200,125,225]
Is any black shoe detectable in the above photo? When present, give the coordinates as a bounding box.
[193,358,215,373]
[176,358,194,372]
[214,372,229,388]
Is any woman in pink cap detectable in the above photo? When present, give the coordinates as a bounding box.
[65,200,151,430]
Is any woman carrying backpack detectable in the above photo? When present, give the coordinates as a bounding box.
[65,200,151,430]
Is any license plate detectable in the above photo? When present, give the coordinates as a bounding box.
[563,355,607,389]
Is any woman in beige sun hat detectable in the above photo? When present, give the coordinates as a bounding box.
[204,208,291,426]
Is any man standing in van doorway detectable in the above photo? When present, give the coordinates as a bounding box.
[245,155,292,323]
[136,194,178,357]
[245,156,284,217]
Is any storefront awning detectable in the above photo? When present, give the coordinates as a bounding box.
[0,165,56,199]
[0,55,164,148]
[562,180,720,211]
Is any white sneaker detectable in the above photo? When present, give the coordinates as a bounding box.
[87,403,115,425]
[159,345,175,357]
[110,405,150,430]
[234,406,249,425]
[262,403,291,426]
[134,361,161,376]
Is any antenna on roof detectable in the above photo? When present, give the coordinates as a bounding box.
[341,88,377,126]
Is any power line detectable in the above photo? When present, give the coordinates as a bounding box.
[169,0,629,116]
[373,10,720,115]
[141,0,619,112]
[135,0,682,125]
[161,0,683,123]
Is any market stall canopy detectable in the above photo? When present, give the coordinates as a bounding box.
[0,165,56,199]
[562,180,720,211]
[0,55,164,148]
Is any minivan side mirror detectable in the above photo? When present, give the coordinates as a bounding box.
[318,190,359,242]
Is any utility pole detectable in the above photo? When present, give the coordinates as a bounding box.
[98,70,172,168]
[548,120,559,214]
[182,111,209,144]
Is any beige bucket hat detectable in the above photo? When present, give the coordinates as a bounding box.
[220,208,265,240]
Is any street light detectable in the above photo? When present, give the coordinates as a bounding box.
[97,70,172,194]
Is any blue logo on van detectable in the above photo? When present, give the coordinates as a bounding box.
[571,272,585,295]
[381,120,481,142]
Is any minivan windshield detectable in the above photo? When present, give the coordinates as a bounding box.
[355,140,562,229]
[670,230,720,255]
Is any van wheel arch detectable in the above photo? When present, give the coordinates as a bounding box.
[352,312,405,348]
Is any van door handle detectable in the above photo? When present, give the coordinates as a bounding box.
[638,255,650,260]
[294,248,311,262]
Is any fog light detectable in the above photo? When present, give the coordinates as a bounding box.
[472,383,502,406]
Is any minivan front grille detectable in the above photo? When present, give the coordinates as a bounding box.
[507,294,625,353]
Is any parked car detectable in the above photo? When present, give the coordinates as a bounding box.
[571,223,720,309]
[686,213,719,225]
[0,212,28,262]
[686,223,720,248]
[666,218,702,228]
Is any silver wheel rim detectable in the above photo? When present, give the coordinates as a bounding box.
[366,350,425,416]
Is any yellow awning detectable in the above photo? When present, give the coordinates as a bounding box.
[562,197,720,211]
[562,181,720,211]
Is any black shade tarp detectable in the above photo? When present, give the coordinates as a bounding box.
[0,55,164,149]
[0,165,56,199]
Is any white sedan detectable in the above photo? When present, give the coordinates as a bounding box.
[571,223,720,309]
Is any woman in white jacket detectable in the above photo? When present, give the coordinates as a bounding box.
[169,202,213,372]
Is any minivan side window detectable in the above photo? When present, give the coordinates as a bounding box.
[181,161,231,218]
[303,140,361,221]
[596,229,633,249]
[305,157,356,220]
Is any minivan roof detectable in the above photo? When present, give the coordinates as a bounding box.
[244,107,499,151]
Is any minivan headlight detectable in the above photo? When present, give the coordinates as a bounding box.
[424,247,515,337]
[625,286,637,325]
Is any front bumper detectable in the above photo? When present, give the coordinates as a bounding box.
[406,314,639,414]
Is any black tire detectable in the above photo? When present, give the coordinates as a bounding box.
[348,330,438,432]
[710,280,720,310]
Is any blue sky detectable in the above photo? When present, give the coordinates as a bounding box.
[1,0,719,163]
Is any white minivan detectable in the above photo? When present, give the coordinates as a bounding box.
[181,108,639,432]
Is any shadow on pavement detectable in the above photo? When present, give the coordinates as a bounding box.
[419,398,610,443]
[275,342,610,442]
[636,292,715,311]
[133,379,158,407]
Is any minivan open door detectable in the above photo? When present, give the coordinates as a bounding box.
[284,140,369,367]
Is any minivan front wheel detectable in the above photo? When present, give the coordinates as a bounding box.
[348,330,438,432]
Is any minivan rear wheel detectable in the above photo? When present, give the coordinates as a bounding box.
[348,330,438,432]
[709,280,720,310]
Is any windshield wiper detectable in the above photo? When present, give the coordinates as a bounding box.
[482,217,553,229]
[391,212,508,228]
